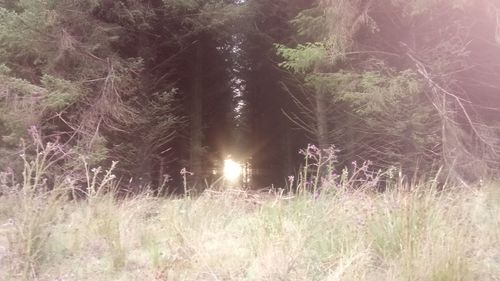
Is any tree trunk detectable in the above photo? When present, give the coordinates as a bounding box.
[189,39,204,189]
[315,88,329,149]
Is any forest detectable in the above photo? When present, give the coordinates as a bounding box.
[2,0,500,191]
[0,0,499,280]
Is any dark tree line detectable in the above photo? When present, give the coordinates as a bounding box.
[1,0,500,192]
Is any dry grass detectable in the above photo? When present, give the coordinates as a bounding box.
[0,183,499,280]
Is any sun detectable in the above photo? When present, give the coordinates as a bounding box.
[223,158,243,183]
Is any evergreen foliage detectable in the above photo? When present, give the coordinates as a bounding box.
[277,0,500,182]
[1,0,500,189]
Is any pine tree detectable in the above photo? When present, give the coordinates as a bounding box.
[276,0,500,182]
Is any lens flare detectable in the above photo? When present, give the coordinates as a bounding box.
[223,159,242,183]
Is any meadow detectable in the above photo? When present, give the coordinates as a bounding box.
[0,177,499,280]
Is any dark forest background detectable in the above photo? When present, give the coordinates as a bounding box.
[2,0,500,192]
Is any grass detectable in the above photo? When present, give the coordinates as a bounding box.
[0,135,498,280]
[0,182,499,280]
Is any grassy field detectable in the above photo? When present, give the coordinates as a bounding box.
[0,182,499,281]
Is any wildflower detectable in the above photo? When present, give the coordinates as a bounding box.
[163,174,172,182]
[180,168,193,176]
[308,144,319,152]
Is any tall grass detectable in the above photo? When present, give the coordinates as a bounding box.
[0,138,498,280]
[0,180,498,280]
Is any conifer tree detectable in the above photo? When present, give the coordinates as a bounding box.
[277,0,500,182]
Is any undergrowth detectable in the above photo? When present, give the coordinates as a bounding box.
[0,136,498,280]
[0,180,498,280]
